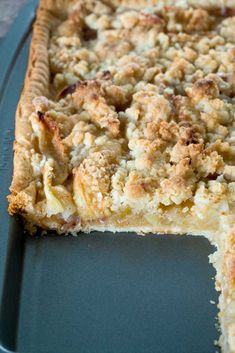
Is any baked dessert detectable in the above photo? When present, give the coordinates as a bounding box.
[8,0,235,351]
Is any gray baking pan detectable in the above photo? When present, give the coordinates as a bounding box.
[0,1,219,353]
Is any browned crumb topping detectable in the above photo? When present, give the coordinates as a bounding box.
[23,0,235,229]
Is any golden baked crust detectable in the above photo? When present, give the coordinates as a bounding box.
[7,1,235,351]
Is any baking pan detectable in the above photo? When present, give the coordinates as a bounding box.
[0,2,219,353]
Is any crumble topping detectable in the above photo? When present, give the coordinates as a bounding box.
[22,1,235,229]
